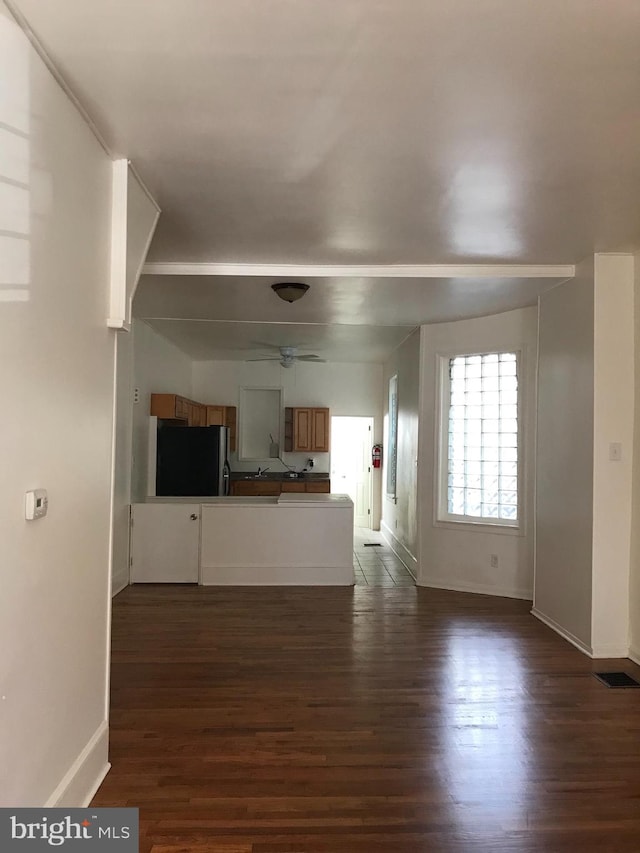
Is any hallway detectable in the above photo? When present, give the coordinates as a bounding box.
[95,584,640,852]
[352,527,415,586]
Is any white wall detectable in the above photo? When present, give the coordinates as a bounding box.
[418,307,538,599]
[534,261,595,651]
[131,320,193,501]
[381,329,421,572]
[192,359,384,525]
[591,254,634,657]
[630,252,640,665]
[0,3,113,805]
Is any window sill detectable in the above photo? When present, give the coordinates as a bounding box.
[434,516,523,537]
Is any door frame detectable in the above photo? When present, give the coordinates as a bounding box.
[330,415,375,529]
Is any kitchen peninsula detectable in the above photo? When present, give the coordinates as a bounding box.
[130,493,354,586]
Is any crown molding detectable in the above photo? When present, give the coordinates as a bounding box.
[142,262,575,279]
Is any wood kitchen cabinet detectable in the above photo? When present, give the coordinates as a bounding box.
[150,393,190,421]
[206,405,237,451]
[150,393,205,426]
[284,407,330,453]
[280,481,306,493]
[230,479,330,496]
[150,394,236,447]
[305,480,331,494]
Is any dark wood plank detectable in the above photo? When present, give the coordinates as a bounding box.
[94,586,640,852]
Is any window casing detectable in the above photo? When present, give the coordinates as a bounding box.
[437,351,520,529]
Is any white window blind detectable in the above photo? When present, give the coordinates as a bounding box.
[446,352,518,524]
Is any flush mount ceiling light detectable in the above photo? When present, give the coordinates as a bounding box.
[271,282,310,303]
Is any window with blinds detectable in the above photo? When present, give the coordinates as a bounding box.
[444,352,519,525]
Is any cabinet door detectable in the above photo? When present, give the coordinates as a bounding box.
[306,480,331,493]
[206,405,225,426]
[131,504,200,582]
[281,481,306,492]
[151,393,189,421]
[294,408,313,451]
[175,396,189,419]
[311,408,330,452]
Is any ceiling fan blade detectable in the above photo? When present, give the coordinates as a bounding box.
[245,356,282,362]
[250,341,285,351]
[296,354,325,362]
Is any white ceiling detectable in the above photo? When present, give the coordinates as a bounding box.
[135,269,569,361]
[143,319,414,363]
[9,0,640,361]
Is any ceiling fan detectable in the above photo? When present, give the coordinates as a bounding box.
[246,345,326,369]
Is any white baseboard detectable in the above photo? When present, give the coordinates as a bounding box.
[111,569,129,598]
[45,720,110,807]
[629,645,640,667]
[531,607,593,657]
[590,643,630,659]
[380,522,417,579]
[422,575,532,601]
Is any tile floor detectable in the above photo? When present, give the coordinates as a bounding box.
[353,527,415,586]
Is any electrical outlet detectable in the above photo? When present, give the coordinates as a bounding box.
[490,554,499,569]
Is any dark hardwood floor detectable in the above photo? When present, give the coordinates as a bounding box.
[94,585,640,852]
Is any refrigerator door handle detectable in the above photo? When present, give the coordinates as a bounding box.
[223,461,231,496]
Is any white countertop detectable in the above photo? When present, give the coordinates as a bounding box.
[202,493,353,508]
[139,494,353,508]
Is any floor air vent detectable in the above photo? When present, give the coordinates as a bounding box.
[363,543,383,547]
[593,672,640,688]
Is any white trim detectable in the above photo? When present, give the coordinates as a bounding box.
[142,262,576,279]
[629,646,640,667]
[423,575,532,600]
[4,1,112,156]
[105,334,118,719]
[128,162,161,214]
[531,607,592,656]
[108,160,129,330]
[380,521,418,578]
[111,574,128,597]
[238,386,282,461]
[44,721,110,807]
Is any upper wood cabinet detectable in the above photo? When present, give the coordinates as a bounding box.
[206,405,237,452]
[151,394,237,447]
[150,394,204,425]
[284,407,330,453]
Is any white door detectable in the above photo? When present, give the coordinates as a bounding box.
[131,503,200,582]
[330,417,374,528]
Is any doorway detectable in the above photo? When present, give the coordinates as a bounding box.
[330,416,374,528]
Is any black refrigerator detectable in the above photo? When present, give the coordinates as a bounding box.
[156,425,231,496]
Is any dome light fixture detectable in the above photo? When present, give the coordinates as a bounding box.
[271,282,310,303]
